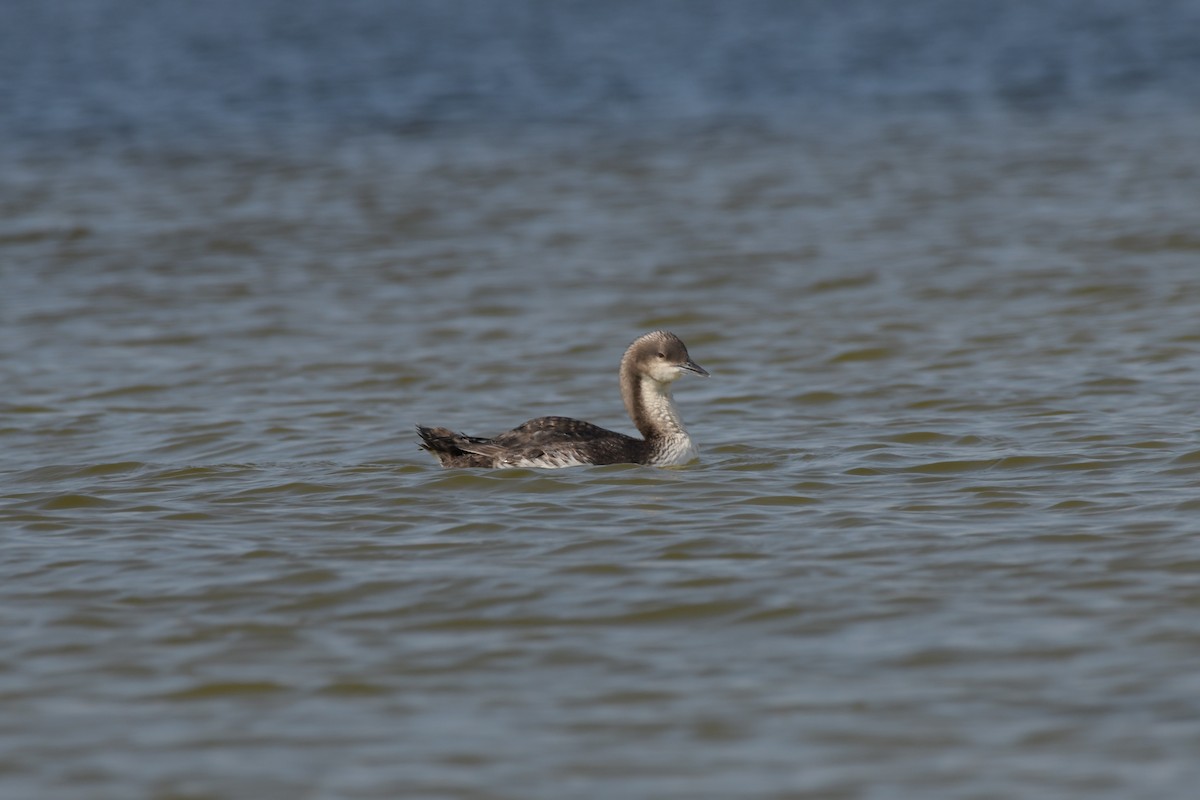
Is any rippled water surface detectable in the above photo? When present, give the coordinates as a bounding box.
[5,2,1200,798]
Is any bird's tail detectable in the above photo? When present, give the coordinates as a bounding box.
[416,425,493,467]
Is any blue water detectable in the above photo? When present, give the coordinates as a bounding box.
[4,3,1200,799]
[4,0,1200,149]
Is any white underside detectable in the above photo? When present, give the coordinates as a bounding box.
[499,443,695,469]
[498,453,591,469]
[648,434,698,467]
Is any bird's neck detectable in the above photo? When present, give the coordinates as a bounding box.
[621,368,689,443]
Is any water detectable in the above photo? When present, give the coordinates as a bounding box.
[4,2,1200,798]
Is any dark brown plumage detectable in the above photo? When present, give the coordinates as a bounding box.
[417,418,648,468]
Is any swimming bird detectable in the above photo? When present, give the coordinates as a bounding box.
[417,330,709,468]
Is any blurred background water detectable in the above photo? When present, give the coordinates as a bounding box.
[3,1,1200,798]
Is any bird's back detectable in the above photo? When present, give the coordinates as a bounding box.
[418,417,648,468]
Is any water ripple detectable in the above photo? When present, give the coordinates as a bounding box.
[4,111,1200,799]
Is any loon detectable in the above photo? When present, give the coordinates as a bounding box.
[417,330,709,468]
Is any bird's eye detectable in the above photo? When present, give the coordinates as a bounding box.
[656,352,666,359]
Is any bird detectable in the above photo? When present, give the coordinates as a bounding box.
[417,330,708,468]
